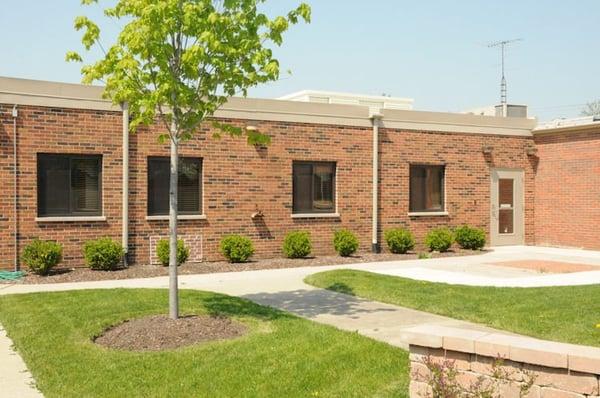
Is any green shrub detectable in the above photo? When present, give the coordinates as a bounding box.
[220,235,255,263]
[156,238,190,266]
[425,228,454,252]
[418,252,432,260]
[384,228,415,254]
[454,225,486,250]
[83,238,125,271]
[282,231,312,259]
[333,229,359,257]
[21,239,63,275]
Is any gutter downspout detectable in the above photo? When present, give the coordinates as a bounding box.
[121,102,129,266]
[370,113,383,253]
[12,105,19,271]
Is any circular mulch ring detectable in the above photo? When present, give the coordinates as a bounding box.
[94,314,248,351]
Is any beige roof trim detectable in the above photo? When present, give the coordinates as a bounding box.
[1,75,536,136]
[381,109,536,137]
[533,123,600,136]
[215,96,371,127]
[0,76,117,111]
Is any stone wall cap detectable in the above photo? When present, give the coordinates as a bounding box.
[404,325,600,375]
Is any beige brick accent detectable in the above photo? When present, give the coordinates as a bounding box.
[408,345,431,363]
[409,380,432,398]
[445,350,471,371]
[410,362,431,383]
[407,327,600,398]
[540,387,585,398]
[471,355,524,382]
[524,364,599,395]
[149,234,203,265]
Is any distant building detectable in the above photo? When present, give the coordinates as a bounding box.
[463,104,529,118]
[536,115,600,130]
[278,90,414,114]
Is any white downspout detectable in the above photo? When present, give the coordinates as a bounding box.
[12,105,19,271]
[121,102,129,266]
[370,113,383,253]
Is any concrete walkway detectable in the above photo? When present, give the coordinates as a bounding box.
[1,245,599,396]
[0,327,43,398]
[372,245,600,287]
[0,265,512,349]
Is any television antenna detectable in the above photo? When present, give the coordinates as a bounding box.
[487,38,522,115]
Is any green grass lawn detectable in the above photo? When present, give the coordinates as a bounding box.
[0,289,408,398]
[305,270,600,347]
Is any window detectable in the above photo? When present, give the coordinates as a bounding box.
[409,165,445,212]
[37,154,102,217]
[293,161,336,214]
[147,157,202,216]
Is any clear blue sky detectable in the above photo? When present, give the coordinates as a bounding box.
[1,1,599,121]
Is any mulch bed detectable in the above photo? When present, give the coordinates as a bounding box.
[5,249,483,285]
[94,314,248,351]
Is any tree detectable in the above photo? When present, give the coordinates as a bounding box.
[581,100,600,117]
[68,0,310,319]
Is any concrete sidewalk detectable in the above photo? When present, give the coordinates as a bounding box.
[0,327,42,398]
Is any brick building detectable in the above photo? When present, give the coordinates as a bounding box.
[533,118,600,250]
[1,76,597,270]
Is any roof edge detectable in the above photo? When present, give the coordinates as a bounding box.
[533,122,600,135]
[1,75,534,136]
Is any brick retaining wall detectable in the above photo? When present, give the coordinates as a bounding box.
[405,326,600,398]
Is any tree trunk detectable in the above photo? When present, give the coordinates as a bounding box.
[169,130,179,320]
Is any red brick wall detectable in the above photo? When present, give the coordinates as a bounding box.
[0,104,124,270]
[534,129,600,250]
[379,129,536,248]
[0,103,538,269]
[127,118,374,264]
[0,105,17,270]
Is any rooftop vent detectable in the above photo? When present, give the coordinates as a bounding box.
[494,104,528,118]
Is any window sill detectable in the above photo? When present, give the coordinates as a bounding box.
[146,215,207,221]
[291,213,340,219]
[35,216,107,222]
[408,211,449,217]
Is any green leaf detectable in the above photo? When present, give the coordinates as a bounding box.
[68,0,311,146]
[65,51,83,63]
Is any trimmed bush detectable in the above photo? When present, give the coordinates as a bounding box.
[282,231,312,259]
[220,235,255,263]
[21,239,63,275]
[384,228,415,254]
[156,239,190,266]
[333,229,359,257]
[83,238,125,271]
[425,228,454,252]
[454,225,486,250]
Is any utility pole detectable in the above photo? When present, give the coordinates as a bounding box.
[488,38,522,117]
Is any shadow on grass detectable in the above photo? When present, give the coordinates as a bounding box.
[199,293,293,321]
[326,282,355,295]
